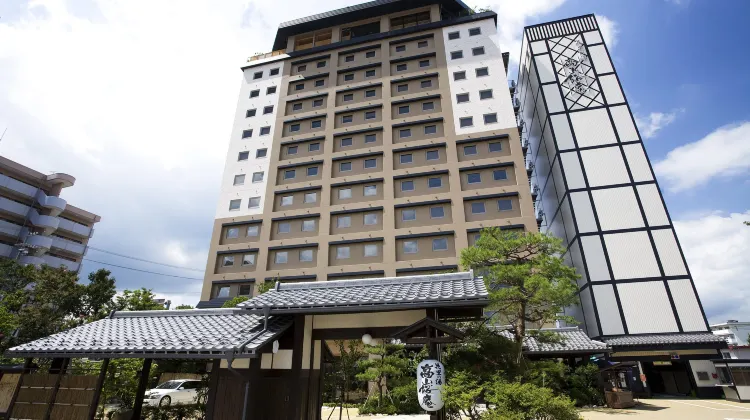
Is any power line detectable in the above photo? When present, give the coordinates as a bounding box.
[87,246,203,272]
[82,258,203,281]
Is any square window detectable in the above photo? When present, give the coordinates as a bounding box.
[397,84,408,92]
[336,246,351,259]
[278,222,291,234]
[238,151,249,161]
[250,89,260,97]
[226,227,239,238]
[419,59,430,68]
[483,113,498,124]
[364,212,378,225]
[448,31,460,40]
[242,129,253,139]
[365,89,376,97]
[344,73,354,81]
[343,93,354,102]
[217,286,230,297]
[300,249,314,262]
[275,251,288,264]
[364,134,377,143]
[453,71,466,81]
[475,67,489,77]
[422,101,435,111]
[307,167,319,177]
[430,206,444,218]
[364,244,379,257]
[432,238,448,251]
[340,137,353,147]
[337,216,351,228]
[363,185,377,196]
[340,162,352,171]
[366,69,376,77]
[252,172,264,183]
[463,145,477,155]
[418,40,428,48]
[246,109,257,117]
[311,120,322,128]
[266,86,277,95]
[345,55,354,62]
[396,45,406,52]
[260,126,271,135]
[317,60,326,68]
[428,177,442,188]
[297,65,307,72]
[338,188,352,199]
[295,83,305,91]
[398,105,410,115]
[284,169,296,180]
[247,224,259,235]
[471,202,486,214]
[248,197,261,209]
[243,254,256,266]
[304,192,317,203]
[424,125,437,135]
[366,50,376,58]
[281,195,293,206]
[399,129,412,138]
[469,27,481,36]
[456,93,469,103]
[287,145,298,155]
[309,142,320,152]
[263,105,274,114]
[479,89,493,100]
[403,240,418,254]
[493,169,508,180]
[292,103,303,111]
[342,115,353,124]
[229,199,241,211]
[233,174,245,185]
[313,99,324,107]
[315,79,325,87]
[498,199,513,211]
[302,219,316,232]
[400,154,413,164]
[401,180,415,191]
[489,142,502,152]
[451,51,463,60]
[426,150,439,160]
[467,173,481,184]
[420,80,432,88]
[223,256,235,266]
[256,148,267,158]
[402,209,416,221]
[472,46,485,56]
[365,111,376,120]
[396,64,407,72]
[459,117,473,127]
[364,158,377,169]
[270,68,279,76]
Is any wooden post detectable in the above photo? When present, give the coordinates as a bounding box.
[5,358,32,420]
[43,358,69,420]
[88,359,109,420]
[204,359,221,420]
[291,315,305,420]
[131,358,152,420]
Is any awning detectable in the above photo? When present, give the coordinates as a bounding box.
[6,309,292,359]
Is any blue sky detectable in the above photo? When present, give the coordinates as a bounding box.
[0,0,748,323]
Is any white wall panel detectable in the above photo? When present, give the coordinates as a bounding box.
[618,281,679,334]
[579,288,600,336]
[580,147,630,187]
[622,144,654,182]
[588,44,613,74]
[637,184,670,226]
[610,105,639,142]
[591,187,645,231]
[542,84,565,113]
[583,30,602,45]
[604,231,661,279]
[570,192,597,233]
[581,235,610,281]
[531,40,548,53]
[548,210,567,243]
[599,75,625,105]
[668,279,708,331]
[569,108,617,147]
[535,54,556,83]
[568,239,588,288]
[559,152,586,189]
[550,114,575,150]
[652,229,688,276]
[593,285,625,335]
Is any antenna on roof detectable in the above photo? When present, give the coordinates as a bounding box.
[0,127,7,144]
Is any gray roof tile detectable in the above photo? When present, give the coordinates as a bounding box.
[238,271,488,314]
[605,333,727,347]
[496,327,609,354]
[6,309,292,359]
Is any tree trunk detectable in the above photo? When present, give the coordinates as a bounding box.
[515,303,526,366]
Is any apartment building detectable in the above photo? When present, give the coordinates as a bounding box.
[0,156,100,272]
[199,0,538,307]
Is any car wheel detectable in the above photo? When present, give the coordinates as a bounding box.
[159,396,171,407]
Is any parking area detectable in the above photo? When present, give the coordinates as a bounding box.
[581,398,750,420]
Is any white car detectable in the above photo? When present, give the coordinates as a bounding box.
[143,379,202,407]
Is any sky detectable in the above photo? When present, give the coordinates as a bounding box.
[0,0,748,323]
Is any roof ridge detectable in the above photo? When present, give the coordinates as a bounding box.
[112,308,246,318]
[277,271,474,291]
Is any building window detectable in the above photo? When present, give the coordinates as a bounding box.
[284,169,296,180]
[396,64,407,72]
[290,124,300,132]
[248,197,261,209]
[364,158,377,169]
[340,138,353,147]
[297,65,307,72]
[311,120,322,128]
[459,117,473,127]
[337,216,351,228]
[217,286,230,297]
[432,238,448,251]
[366,50,376,58]
[451,51,463,60]
[342,115,353,124]
[397,84,408,92]
[456,93,469,103]
[252,172,264,183]
[309,142,321,152]
[250,89,259,97]
[365,111,376,120]
[475,67,489,77]
[403,241,418,254]
[336,246,351,259]
[242,129,253,139]
[365,134,376,143]
[366,69,376,78]
[287,146,298,155]
[300,249,314,262]
[364,244,379,257]
[338,188,352,199]
[448,31,460,40]
[344,73,354,81]
[281,195,293,206]
[307,167,319,177]
[426,150,439,161]
[239,285,253,295]
[400,154,413,164]
[304,192,317,203]
[364,185,378,196]
[424,125,437,135]
[313,99,324,107]
[365,89,376,97]
[453,71,466,81]
[267,86,277,95]
[467,173,482,184]
[233,175,245,186]
[364,212,378,225]
[295,83,305,91]
[390,11,430,30]
[479,89,493,100]
[343,93,354,102]
[229,199,241,211]
[260,126,271,135]
[463,145,477,155]
[493,169,508,180]
[418,40,428,48]
[398,105,410,115]
[345,55,355,62]
[420,80,432,88]
[275,251,288,264]
[238,151,249,161]
[340,162,352,172]
[317,60,326,68]
[422,102,435,111]
[419,59,430,68]
[222,256,235,267]
[315,79,325,87]
[263,105,274,114]
[226,227,240,239]
[399,129,412,138]
[469,27,481,36]
[471,202,486,214]
[484,113,498,124]
[395,45,406,52]
[270,68,279,76]
[430,206,444,218]
[256,148,267,158]
[242,254,256,266]
[428,177,442,188]
[247,224,259,235]
[402,209,416,221]
[498,199,513,211]
[489,142,502,152]
[401,180,415,191]
[472,47,485,56]
[246,109,256,118]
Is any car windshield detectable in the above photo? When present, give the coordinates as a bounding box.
[154,381,182,389]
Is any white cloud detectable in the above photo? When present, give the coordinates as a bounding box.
[490,0,567,64]
[673,211,750,324]
[635,108,683,139]
[654,122,750,192]
[596,14,618,48]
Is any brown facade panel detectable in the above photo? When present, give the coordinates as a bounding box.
[389,56,437,77]
[393,173,449,198]
[329,209,384,235]
[328,241,384,266]
[390,75,439,97]
[285,95,329,116]
[267,246,318,271]
[336,66,383,86]
[394,202,452,229]
[215,251,259,274]
[287,76,329,95]
[457,137,512,162]
[392,120,444,144]
[333,107,383,129]
[331,155,383,178]
[393,145,447,170]
[219,223,262,245]
[459,165,517,191]
[332,130,382,152]
[336,46,381,67]
[282,117,327,137]
[290,58,330,77]
[463,196,522,222]
[272,189,321,211]
[277,162,323,186]
[335,85,383,107]
[391,97,442,119]
[210,282,254,300]
[388,37,435,58]
[279,138,325,161]
[330,180,384,205]
[270,216,320,240]
[395,234,456,262]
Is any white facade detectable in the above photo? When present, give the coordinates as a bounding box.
[712,321,750,359]
[215,58,286,219]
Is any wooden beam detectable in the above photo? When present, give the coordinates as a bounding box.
[5,358,32,420]
[404,337,459,345]
[88,359,109,420]
[131,358,152,420]
[43,358,69,420]
[204,359,221,420]
[311,326,401,340]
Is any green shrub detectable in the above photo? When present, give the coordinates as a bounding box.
[142,403,205,420]
[566,364,604,407]
[389,383,422,414]
[484,380,581,420]
[523,360,568,395]
[358,397,398,415]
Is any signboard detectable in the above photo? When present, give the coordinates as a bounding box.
[653,361,672,366]
[417,360,444,411]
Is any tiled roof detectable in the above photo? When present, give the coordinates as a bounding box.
[196,297,232,309]
[6,309,292,359]
[237,271,489,314]
[605,333,728,347]
[496,327,610,354]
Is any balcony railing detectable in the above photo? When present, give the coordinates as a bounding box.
[51,236,86,255]
[247,50,286,62]
[0,173,37,197]
[57,218,92,238]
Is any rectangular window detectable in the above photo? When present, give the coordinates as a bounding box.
[467,173,482,184]
[246,109,256,117]
[343,93,354,102]
[342,115,353,124]
[217,286,230,297]
[471,202,486,214]
[345,55,354,62]
[226,227,239,238]
[475,67,489,77]
[428,177,442,188]
[426,150,439,160]
[222,256,235,266]
[484,113,498,124]
[270,68,279,76]
[396,63,407,72]
[315,79,325,87]
[401,180,415,191]
[252,172,264,183]
[399,129,412,138]
[344,73,354,81]
[311,120,322,128]
[432,238,448,251]
[336,246,350,259]
[275,251,288,264]
[448,31,460,40]
[287,146,298,155]
[403,241,418,254]
[498,199,513,211]
[365,89,376,97]
[430,206,444,218]
[307,167,319,177]
[247,224,259,235]
[338,215,352,228]
[420,80,432,88]
[309,142,320,152]
[364,134,376,143]
[363,185,377,196]
[260,126,271,135]
[453,71,466,81]
[295,83,304,91]
[242,255,256,266]
[424,125,437,135]
[395,45,406,52]
[400,154,413,164]
[263,105,274,114]
[493,169,508,180]
[233,174,245,185]
[364,244,379,257]
[340,162,352,171]
[250,89,259,97]
[266,86,277,95]
[402,209,416,221]
[300,249,314,262]
[479,89,493,100]
[284,169,296,180]
[302,220,316,232]
[398,105,410,115]
[297,65,307,72]
[464,145,477,155]
[248,197,261,209]
[338,188,352,199]
[242,129,253,139]
[317,60,326,68]
[366,69,376,77]
[472,47,485,56]
[418,40,428,48]
[229,199,241,211]
[366,50,376,58]
[364,213,378,225]
[422,102,435,111]
[419,59,430,68]
[304,192,317,203]
[364,158,377,169]
[238,151,249,161]
[456,93,469,103]
[397,84,408,92]
[340,138,353,147]
[451,51,463,60]
[489,142,502,152]
[313,99,324,107]
[365,111,376,120]
[459,117,473,127]
[281,195,293,206]
[277,222,291,234]
[469,27,481,36]
[292,103,302,111]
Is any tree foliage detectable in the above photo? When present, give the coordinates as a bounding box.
[174,304,194,310]
[110,288,166,311]
[221,296,249,308]
[356,340,410,405]
[484,380,581,420]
